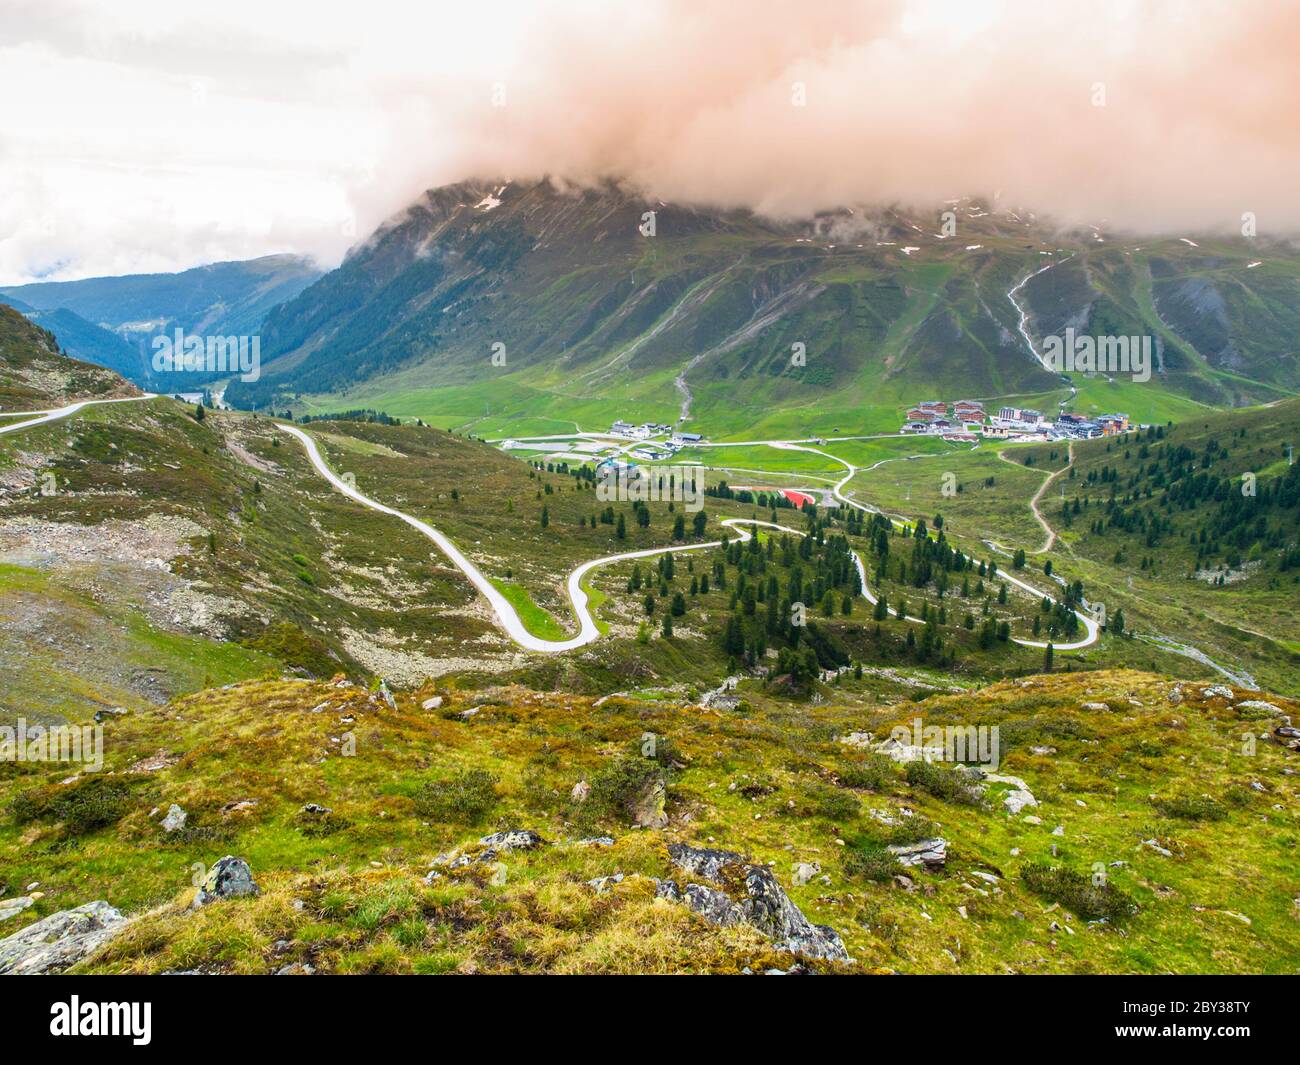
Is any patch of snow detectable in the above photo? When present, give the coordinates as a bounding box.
[474,185,508,212]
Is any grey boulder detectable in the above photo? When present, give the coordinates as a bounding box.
[0,901,127,974]
[887,838,948,870]
[193,856,259,907]
[659,843,850,962]
[0,895,37,923]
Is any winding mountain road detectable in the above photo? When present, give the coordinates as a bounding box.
[766,440,1099,650]
[0,394,1097,655]
[281,423,785,653]
[0,394,156,435]
[286,424,889,651]
[284,422,1097,652]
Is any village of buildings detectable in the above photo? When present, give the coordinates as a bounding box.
[496,420,706,473]
[495,402,1133,477]
[901,400,1132,442]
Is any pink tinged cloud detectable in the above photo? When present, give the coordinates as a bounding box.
[431,0,1300,234]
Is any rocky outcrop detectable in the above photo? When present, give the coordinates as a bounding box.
[668,843,743,881]
[871,736,930,762]
[632,778,669,829]
[887,838,947,870]
[657,843,850,962]
[1236,699,1280,714]
[477,829,544,857]
[192,856,259,907]
[428,829,546,878]
[0,901,127,974]
[657,879,747,927]
[984,772,1038,814]
[699,676,743,711]
[1003,790,1037,814]
[792,861,820,886]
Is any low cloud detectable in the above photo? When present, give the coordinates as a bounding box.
[453,0,1300,234]
[2,0,1297,283]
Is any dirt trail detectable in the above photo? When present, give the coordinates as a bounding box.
[998,443,1073,554]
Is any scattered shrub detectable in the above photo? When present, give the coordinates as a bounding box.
[584,757,662,823]
[736,776,778,799]
[998,717,1093,753]
[838,756,893,791]
[878,815,941,846]
[903,760,985,806]
[807,785,860,822]
[9,775,136,836]
[632,733,685,769]
[1152,795,1227,821]
[295,808,352,837]
[240,622,338,678]
[413,769,499,824]
[1022,862,1138,923]
[843,844,903,882]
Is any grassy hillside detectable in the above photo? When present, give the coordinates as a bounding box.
[1016,399,1300,689]
[1,669,1295,974]
[0,304,138,409]
[846,399,1300,691]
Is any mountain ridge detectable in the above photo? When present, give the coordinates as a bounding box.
[0,254,323,388]
[224,179,1299,431]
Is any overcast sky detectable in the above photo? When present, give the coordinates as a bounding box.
[2,0,1297,284]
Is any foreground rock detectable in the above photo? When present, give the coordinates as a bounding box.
[193,856,259,907]
[656,843,850,962]
[984,773,1038,814]
[0,901,127,974]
